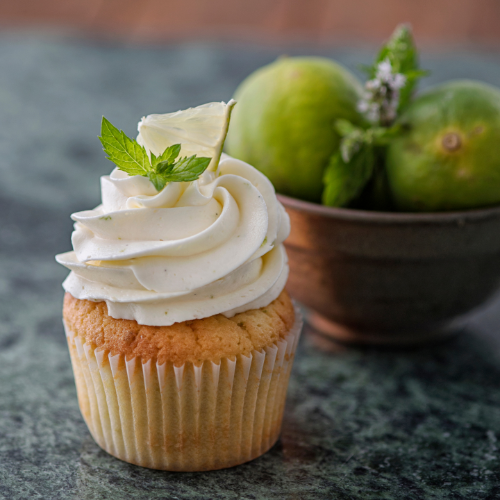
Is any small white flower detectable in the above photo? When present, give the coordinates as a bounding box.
[341,146,351,163]
[376,60,393,80]
[357,58,407,125]
[367,103,380,123]
[392,73,407,89]
[357,100,369,113]
[365,79,381,91]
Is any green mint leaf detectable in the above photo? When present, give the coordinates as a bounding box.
[335,120,369,163]
[340,131,365,163]
[335,119,361,137]
[335,119,402,163]
[147,171,168,192]
[366,124,402,145]
[98,118,211,192]
[156,155,211,183]
[322,145,375,207]
[361,24,428,117]
[99,117,151,176]
[156,161,175,176]
[151,143,181,169]
[335,120,367,162]
[405,69,429,80]
[376,24,425,112]
[375,24,418,75]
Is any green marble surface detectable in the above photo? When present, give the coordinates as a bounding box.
[1,34,500,499]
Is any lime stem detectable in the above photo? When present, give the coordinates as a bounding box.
[442,133,461,152]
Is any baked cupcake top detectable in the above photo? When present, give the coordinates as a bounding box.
[56,102,290,326]
[63,290,294,365]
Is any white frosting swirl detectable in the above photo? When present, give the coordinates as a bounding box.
[56,154,290,326]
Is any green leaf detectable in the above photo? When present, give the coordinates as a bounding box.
[146,172,167,192]
[157,155,211,183]
[377,24,423,112]
[363,24,428,114]
[148,154,211,190]
[99,117,151,176]
[99,117,211,192]
[334,120,366,162]
[151,143,181,168]
[156,161,175,176]
[366,124,402,145]
[335,119,361,137]
[322,145,375,207]
[375,25,417,73]
[335,120,402,163]
[405,69,429,80]
[340,130,365,163]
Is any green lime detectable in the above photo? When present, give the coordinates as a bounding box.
[386,80,500,211]
[225,57,363,202]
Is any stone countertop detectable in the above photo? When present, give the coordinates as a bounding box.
[1,35,500,499]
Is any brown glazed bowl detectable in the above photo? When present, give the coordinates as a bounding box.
[279,194,500,345]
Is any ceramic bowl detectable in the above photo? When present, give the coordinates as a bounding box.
[279,194,500,345]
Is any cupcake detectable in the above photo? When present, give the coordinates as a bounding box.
[56,101,302,471]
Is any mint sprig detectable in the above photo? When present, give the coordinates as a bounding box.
[100,117,150,176]
[373,24,428,112]
[323,143,374,208]
[99,117,211,191]
[322,24,428,208]
[362,24,428,118]
[322,120,400,206]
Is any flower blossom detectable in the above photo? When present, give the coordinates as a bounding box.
[357,59,407,126]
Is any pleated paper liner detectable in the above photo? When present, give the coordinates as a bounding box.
[64,307,303,471]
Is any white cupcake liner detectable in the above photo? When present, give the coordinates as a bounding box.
[64,307,303,471]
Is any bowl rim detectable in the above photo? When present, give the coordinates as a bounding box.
[277,193,500,224]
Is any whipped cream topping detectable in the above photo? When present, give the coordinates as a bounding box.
[56,154,290,326]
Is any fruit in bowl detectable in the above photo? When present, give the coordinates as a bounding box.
[386,80,500,211]
[226,56,363,203]
[226,25,500,345]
